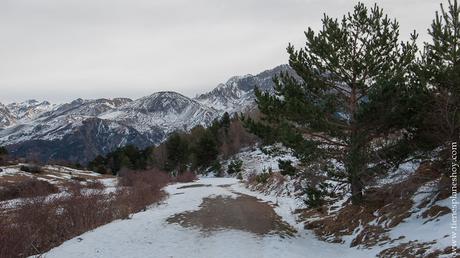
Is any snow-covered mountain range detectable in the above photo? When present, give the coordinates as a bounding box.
[0,65,294,163]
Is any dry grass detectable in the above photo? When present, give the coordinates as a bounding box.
[245,171,287,196]
[376,240,455,258]
[299,162,452,252]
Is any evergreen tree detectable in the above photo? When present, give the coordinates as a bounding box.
[0,146,8,165]
[420,0,460,146]
[221,112,231,135]
[165,133,189,172]
[118,153,133,170]
[227,159,243,174]
[88,155,109,174]
[193,131,219,168]
[0,146,7,156]
[245,3,419,204]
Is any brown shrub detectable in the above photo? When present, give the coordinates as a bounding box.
[0,169,171,257]
[0,178,59,201]
[62,180,83,195]
[85,180,105,190]
[71,176,86,182]
[175,171,197,183]
[118,169,170,212]
[246,172,258,186]
[220,119,258,158]
[422,205,451,221]
[377,240,442,258]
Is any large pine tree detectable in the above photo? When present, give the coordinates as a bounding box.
[246,3,420,204]
[421,0,460,147]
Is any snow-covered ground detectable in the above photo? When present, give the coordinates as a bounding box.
[221,146,299,176]
[0,164,117,208]
[39,178,376,258]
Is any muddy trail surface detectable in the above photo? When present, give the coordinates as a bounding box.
[167,192,296,237]
[41,178,372,258]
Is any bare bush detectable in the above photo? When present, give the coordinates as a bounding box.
[85,180,105,190]
[0,168,171,257]
[220,118,259,158]
[0,178,59,201]
[118,169,170,212]
[175,170,197,183]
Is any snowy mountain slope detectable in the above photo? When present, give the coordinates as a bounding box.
[0,94,218,162]
[1,65,293,162]
[0,102,16,128]
[0,98,133,145]
[99,91,218,139]
[195,64,296,114]
[6,99,55,121]
[7,118,152,163]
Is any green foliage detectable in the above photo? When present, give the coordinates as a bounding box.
[87,112,257,175]
[227,159,243,174]
[87,155,109,174]
[304,183,328,207]
[192,131,219,168]
[245,3,420,204]
[165,133,189,172]
[277,159,296,176]
[88,145,148,175]
[221,112,231,135]
[419,0,460,146]
[20,164,43,174]
[0,146,8,156]
[254,170,272,184]
[209,160,223,176]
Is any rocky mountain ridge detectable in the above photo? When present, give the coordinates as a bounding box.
[0,65,294,163]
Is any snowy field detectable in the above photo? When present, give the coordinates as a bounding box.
[39,178,377,258]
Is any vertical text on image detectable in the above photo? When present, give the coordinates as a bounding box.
[451,141,458,252]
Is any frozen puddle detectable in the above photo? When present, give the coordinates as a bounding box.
[40,178,375,258]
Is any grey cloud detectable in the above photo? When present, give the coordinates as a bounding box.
[0,0,441,103]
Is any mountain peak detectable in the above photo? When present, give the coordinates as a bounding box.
[0,64,294,162]
[195,64,295,114]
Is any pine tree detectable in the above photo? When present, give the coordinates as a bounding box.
[165,132,189,172]
[0,146,7,157]
[88,155,109,174]
[245,3,419,204]
[221,112,231,135]
[421,0,460,146]
[193,131,218,168]
[0,146,8,165]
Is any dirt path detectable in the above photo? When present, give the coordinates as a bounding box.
[167,190,297,237]
[41,178,374,258]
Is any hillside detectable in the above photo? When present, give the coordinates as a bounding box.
[4,148,452,258]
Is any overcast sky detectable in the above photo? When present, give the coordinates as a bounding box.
[0,0,441,103]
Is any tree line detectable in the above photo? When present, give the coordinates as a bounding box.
[88,112,257,175]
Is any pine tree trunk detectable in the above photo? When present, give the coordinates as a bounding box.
[350,173,363,204]
[348,81,364,204]
[348,130,365,205]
